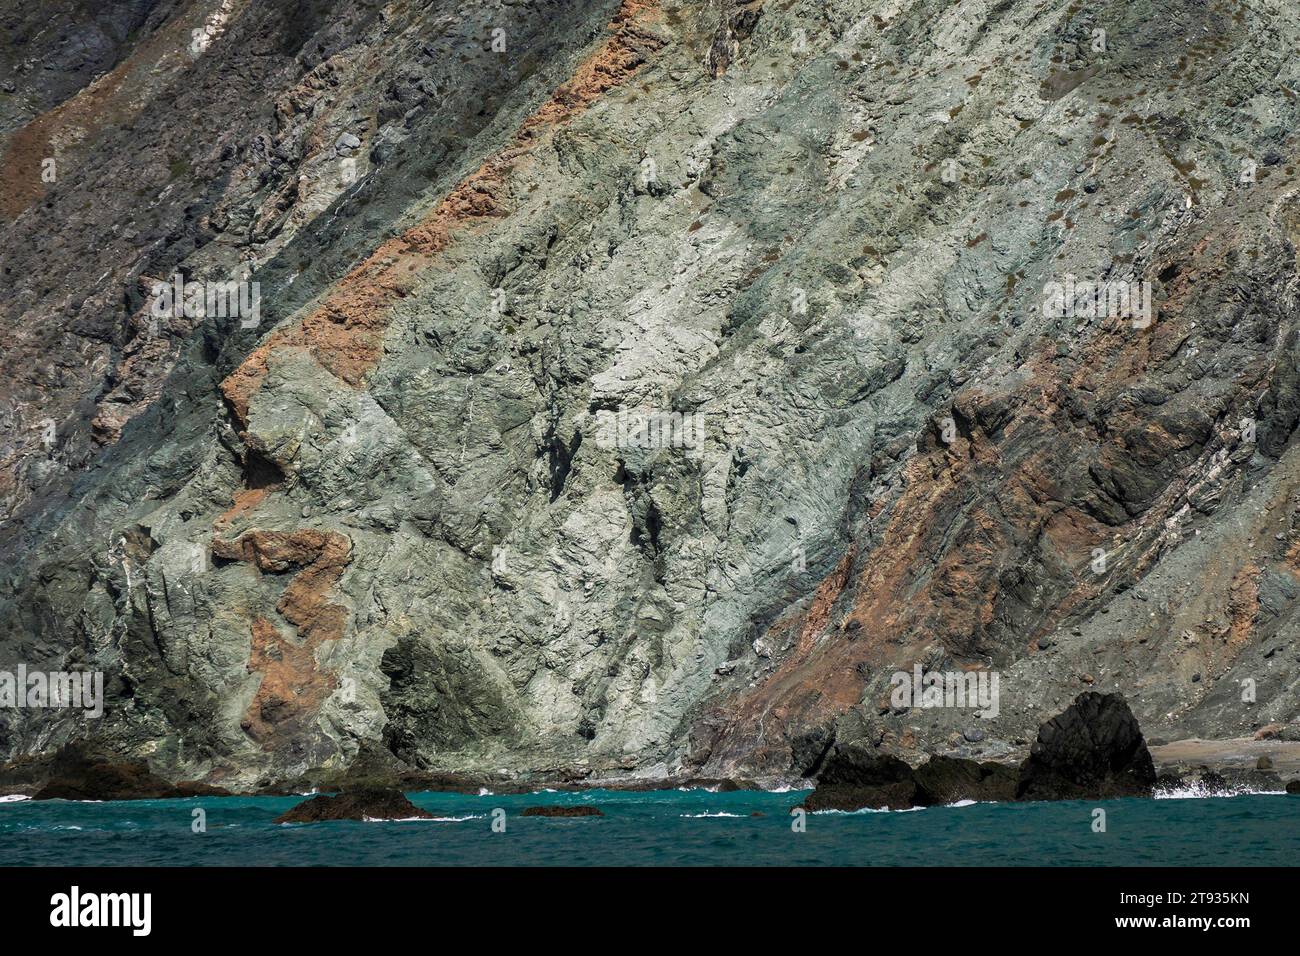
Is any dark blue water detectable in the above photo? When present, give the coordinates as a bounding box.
[1,789,1296,866]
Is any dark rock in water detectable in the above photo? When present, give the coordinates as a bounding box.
[274,788,433,823]
[33,749,228,801]
[804,748,1020,811]
[804,693,1156,811]
[1286,780,1300,794]
[913,755,1018,805]
[1153,765,1280,795]
[802,746,917,811]
[1229,768,1282,791]
[520,805,604,817]
[1016,692,1156,801]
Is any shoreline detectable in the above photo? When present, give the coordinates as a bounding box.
[3,736,1298,804]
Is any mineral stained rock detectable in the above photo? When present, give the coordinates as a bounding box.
[3,0,1300,795]
[274,788,433,823]
[1015,692,1156,801]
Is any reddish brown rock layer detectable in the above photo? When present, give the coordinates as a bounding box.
[693,211,1292,774]
[211,529,352,745]
[220,0,665,424]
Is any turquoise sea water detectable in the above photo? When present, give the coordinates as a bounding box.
[1,789,1296,866]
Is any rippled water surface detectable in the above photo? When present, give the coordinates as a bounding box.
[1,789,1295,866]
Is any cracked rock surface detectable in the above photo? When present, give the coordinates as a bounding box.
[2,0,1300,792]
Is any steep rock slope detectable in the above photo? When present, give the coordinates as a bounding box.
[2,0,1299,791]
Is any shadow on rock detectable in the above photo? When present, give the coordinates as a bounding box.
[804,692,1154,811]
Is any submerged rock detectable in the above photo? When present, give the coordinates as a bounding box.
[274,788,433,823]
[1015,693,1156,801]
[1155,765,1283,796]
[520,805,604,817]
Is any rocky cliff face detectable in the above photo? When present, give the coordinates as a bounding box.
[2,0,1299,792]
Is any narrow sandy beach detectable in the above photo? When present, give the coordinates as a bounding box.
[1152,738,1300,778]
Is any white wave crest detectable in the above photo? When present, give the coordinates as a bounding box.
[1155,781,1282,800]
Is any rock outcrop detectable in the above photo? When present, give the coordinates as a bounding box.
[1155,765,1283,796]
[28,747,229,801]
[274,788,432,823]
[914,755,1019,806]
[804,750,1017,811]
[802,749,919,811]
[805,691,1153,810]
[1016,692,1156,801]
